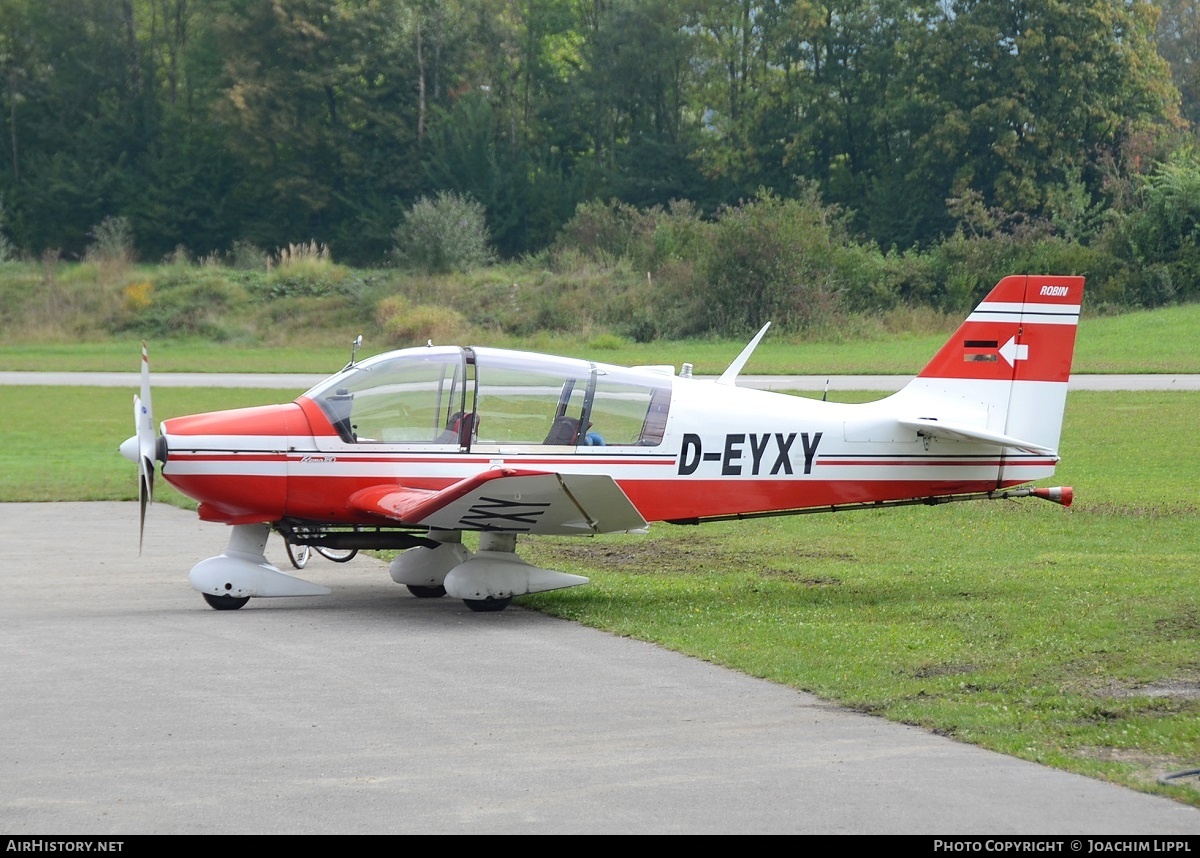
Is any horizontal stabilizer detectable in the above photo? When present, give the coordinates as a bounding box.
[350,469,648,535]
[898,417,1055,455]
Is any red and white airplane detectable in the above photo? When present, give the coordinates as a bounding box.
[121,274,1082,612]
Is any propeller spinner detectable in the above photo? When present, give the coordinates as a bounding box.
[118,342,163,550]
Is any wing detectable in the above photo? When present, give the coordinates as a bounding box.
[348,469,648,535]
[897,417,1055,455]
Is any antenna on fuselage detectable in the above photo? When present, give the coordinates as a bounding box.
[345,334,363,370]
[716,322,770,386]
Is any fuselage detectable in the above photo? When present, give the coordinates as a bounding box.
[160,346,1057,529]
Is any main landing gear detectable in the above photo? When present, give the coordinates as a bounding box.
[390,531,587,612]
[191,525,587,613]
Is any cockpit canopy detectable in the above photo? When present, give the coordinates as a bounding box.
[304,346,672,449]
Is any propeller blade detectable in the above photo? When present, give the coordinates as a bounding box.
[135,397,155,502]
[137,342,156,478]
[133,342,157,552]
[138,461,151,552]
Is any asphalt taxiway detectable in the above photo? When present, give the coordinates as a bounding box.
[2,502,1197,834]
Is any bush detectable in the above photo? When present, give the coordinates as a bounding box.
[271,240,330,268]
[230,240,268,270]
[375,295,472,345]
[85,216,135,264]
[551,198,712,276]
[112,270,250,340]
[846,248,938,313]
[0,196,14,262]
[925,225,1121,313]
[392,192,495,274]
[256,242,364,299]
[1107,149,1200,306]
[699,188,852,336]
[587,332,627,350]
[263,261,359,299]
[552,199,653,269]
[644,200,712,272]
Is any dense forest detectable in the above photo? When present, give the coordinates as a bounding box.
[0,1,1198,334]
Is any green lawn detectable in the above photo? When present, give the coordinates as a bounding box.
[522,390,1200,800]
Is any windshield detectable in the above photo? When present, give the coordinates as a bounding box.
[305,347,469,444]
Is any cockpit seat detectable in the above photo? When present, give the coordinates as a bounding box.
[544,415,581,445]
[437,411,476,445]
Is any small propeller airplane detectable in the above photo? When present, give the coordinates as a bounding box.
[121,274,1082,613]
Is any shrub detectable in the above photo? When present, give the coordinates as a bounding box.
[122,281,154,313]
[926,224,1119,313]
[85,215,135,264]
[847,248,938,313]
[551,198,712,276]
[162,245,191,266]
[271,240,330,269]
[644,200,712,272]
[699,188,851,336]
[1107,149,1200,306]
[259,242,360,299]
[375,295,472,345]
[587,332,627,350]
[392,192,495,274]
[112,270,249,340]
[552,199,653,268]
[230,240,268,270]
[0,196,14,262]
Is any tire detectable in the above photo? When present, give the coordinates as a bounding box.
[203,593,250,611]
[315,546,358,563]
[286,542,311,569]
[407,584,447,598]
[464,596,513,613]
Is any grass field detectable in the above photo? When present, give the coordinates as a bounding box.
[2,383,1197,804]
[3,302,1200,375]
[520,391,1200,802]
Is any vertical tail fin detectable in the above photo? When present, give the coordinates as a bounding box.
[898,275,1084,459]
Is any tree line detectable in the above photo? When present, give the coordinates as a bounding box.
[0,0,1197,300]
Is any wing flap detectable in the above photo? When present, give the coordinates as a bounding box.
[349,469,648,535]
[348,484,441,522]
